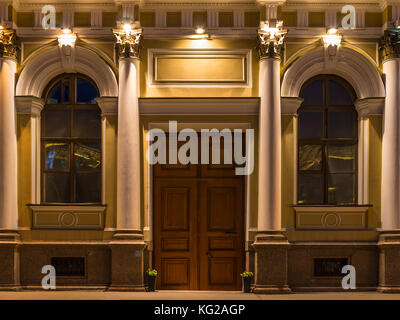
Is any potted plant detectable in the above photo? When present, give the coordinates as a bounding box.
[147,269,157,292]
[240,271,253,293]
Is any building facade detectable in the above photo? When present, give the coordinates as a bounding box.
[0,0,399,292]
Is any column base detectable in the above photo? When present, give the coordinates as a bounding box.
[0,230,20,290]
[378,230,400,292]
[109,231,146,291]
[252,231,291,294]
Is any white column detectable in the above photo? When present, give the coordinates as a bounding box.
[381,57,400,229]
[0,58,18,230]
[117,57,141,233]
[258,56,281,231]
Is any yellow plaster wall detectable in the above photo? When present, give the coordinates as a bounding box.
[368,115,382,229]
[281,11,297,27]
[365,12,382,27]
[16,12,34,27]
[104,115,118,230]
[193,12,207,28]
[244,11,260,28]
[74,12,91,27]
[141,38,259,97]
[17,115,32,229]
[281,115,296,230]
[308,12,325,27]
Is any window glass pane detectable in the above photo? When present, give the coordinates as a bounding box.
[73,109,101,138]
[327,110,356,138]
[328,80,353,105]
[63,79,70,103]
[74,142,101,170]
[77,78,99,104]
[45,143,69,170]
[46,81,62,104]
[75,173,101,203]
[298,110,324,139]
[44,172,70,202]
[298,174,324,204]
[328,174,356,204]
[299,80,323,106]
[327,144,356,173]
[44,110,71,137]
[299,145,322,171]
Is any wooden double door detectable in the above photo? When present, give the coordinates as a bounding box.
[153,158,245,290]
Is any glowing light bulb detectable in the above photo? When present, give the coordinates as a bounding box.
[195,27,205,34]
[123,23,132,35]
[327,28,338,34]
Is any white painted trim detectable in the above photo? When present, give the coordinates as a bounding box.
[16,45,118,97]
[147,48,252,88]
[282,46,385,99]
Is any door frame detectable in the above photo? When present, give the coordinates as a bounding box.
[147,121,254,280]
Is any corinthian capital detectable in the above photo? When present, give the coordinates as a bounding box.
[257,20,287,59]
[113,23,142,59]
[380,29,400,61]
[0,27,17,60]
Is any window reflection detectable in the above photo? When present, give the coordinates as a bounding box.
[297,75,357,205]
[42,74,101,203]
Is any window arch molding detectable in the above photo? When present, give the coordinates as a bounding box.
[16,45,118,98]
[281,46,385,99]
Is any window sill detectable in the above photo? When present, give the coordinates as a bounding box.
[28,205,106,230]
[292,205,370,230]
[290,204,372,207]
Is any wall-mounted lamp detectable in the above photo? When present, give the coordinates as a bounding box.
[185,27,211,40]
[322,28,342,47]
[58,28,77,47]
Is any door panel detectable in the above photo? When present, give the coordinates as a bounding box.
[153,135,244,290]
[198,179,244,290]
[154,179,198,289]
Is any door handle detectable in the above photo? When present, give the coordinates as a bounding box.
[206,251,213,258]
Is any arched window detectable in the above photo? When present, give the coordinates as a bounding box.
[297,75,357,205]
[41,74,101,203]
